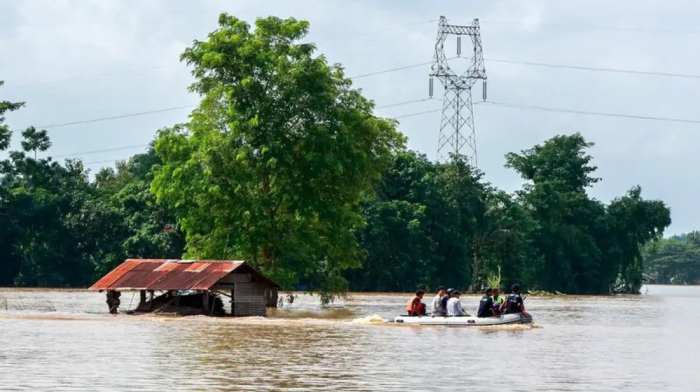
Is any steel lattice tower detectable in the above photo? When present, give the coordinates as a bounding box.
[429,16,487,166]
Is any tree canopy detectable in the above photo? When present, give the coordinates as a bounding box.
[643,232,700,285]
[151,15,405,301]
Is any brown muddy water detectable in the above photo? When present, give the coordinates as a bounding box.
[0,285,698,391]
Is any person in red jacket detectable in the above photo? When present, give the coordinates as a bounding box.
[406,290,426,316]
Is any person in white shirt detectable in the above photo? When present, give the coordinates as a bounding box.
[431,286,447,316]
[446,291,469,316]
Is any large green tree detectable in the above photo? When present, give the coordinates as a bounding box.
[506,133,670,293]
[602,187,671,292]
[644,235,700,285]
[151,14,405,300]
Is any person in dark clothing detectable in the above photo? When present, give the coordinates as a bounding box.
[440,288,454,313]
[503,284,528,315]
[477,288,497,317]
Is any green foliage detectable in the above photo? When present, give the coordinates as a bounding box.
[0,80,25,151]
[506,133,669,294]
[505,133,600,192]
[349,133,670,295]
[644,233,700,285]
[151,14,404,301]
[20,126,51,158]
[486,266,502,291]
[603,187,671,292]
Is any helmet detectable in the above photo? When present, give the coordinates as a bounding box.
[446,288,454,294]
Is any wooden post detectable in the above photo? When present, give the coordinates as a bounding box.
[148,290,154,310]
[106,290,121,314]
[202,290,210,313]
[231,286,235,316]
[139,290,146,309]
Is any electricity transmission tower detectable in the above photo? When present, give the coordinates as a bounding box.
[429,16,487,166]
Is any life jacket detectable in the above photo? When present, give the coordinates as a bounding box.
[493,295,504,305]
[477,295,494,317]
[407,296,425,315]
[504,293,522,314]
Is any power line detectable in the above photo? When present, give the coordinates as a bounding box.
[13,61,442,132]
[375,97,434,109]
[83,159,121,166]
[484,101,700,124]
[349,56,463,79]
[392,101,483,119]
[11,105,195,132]
[394,109,442,119]
[75,106,445,167]
[487,58,700,79]
[18,95,434,135]
[52,144,149,159]
[482,20,700,35]
[350,61,433,79]
[55,98,438,161]
[16,56,698,134]
[70,99,700,169]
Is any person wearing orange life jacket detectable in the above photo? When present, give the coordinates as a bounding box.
[406,290,426,316]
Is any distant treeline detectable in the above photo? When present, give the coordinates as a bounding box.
[0,14,673,301]
[643,232,700,285]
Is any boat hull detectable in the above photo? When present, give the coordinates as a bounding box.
[394,313,532,326]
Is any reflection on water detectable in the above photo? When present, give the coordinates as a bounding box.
[1,285,699,391]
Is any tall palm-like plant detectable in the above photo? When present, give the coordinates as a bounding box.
[486,266,502,291]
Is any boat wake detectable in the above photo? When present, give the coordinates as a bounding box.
[350,314,388,324]
[474,322,542,331]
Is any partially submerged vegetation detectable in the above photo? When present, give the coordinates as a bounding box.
[0,14,673,301]
[643,231,700,285]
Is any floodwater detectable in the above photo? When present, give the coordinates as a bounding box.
[1,286,699,391]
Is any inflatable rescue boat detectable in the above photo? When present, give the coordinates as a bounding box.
[393,313,532,326]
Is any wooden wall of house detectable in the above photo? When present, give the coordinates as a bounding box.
[217,271,270,317]
[233,281,267,316]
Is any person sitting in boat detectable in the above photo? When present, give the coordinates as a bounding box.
[492,288,504,306]
[502,284,528,316]
[477,288,498,318]
[492,288,504,315]
[446,291,469,316]
[440,288,454,314]
[406,290,427,316]
[431,286,447,316]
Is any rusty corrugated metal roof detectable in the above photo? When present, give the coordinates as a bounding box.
[89,259,279,291]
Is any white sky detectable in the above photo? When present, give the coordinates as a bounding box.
[1,0,698,235]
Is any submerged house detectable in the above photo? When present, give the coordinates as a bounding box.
[89,259,279,317]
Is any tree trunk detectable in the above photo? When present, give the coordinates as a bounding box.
[470,249,481,293]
